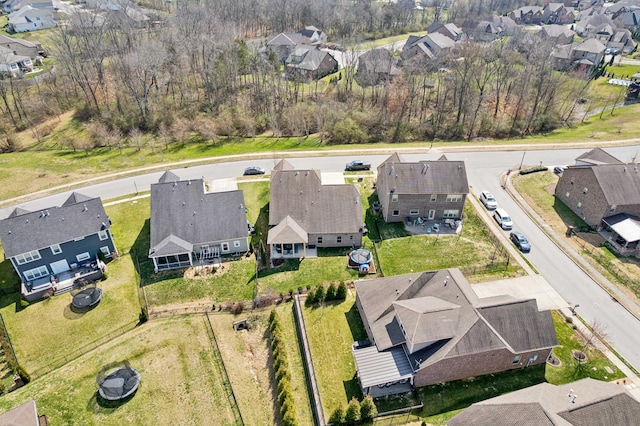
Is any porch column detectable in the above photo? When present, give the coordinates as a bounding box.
[188,252,193,267]
[153,257,159,273]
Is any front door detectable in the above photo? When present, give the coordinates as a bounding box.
[428,209,436,220]
[50,259,70,274]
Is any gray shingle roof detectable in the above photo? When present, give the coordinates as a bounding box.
[449,378,640,426]
[0,193,110,258]
[575,147,623,165]
[149,174,247,256]
[589,164,640,205]
[355,269,557,369]
[377,153,469,195]
[268,161,362,236]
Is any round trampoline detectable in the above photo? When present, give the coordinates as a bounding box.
[71,282,102,309]
[350,248,373,265]
[97,362,141,401]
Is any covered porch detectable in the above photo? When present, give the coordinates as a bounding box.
[268,215,316,263]
[599,214,640,257]
[22,261,104,302]
[352,341,414,398]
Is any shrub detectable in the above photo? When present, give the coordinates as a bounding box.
[282,410,298,426]
[314,285,325,303]
[16,365,30,384]
[345,397,361,425]
[519,165,547,175]
[19,299,29,309]
[269,309,278,324]
[275,366,291,383]
[305,289,316,306]
[329,404,346,425]
[326,283,337,301]
[360,395,377,421]
[230,301,244,315]
[336,282,348,300]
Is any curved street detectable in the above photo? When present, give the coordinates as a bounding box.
[2,144,640,371]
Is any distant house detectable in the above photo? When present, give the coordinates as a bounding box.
[297,25,327,45]
[0,47,33,77]
[8,5,56,33]
[285,46,338,80]
[509,6,544,24]
[267,160,363,261]
[473,15,518,41]
[148,171,249,272]
[607,28,637,54]
[401,32,456,63]
[449,378,640,425]
[571,38,606,70]
[574,13,614,37]
[555,148,640,256]
[2,0,52,13]
[0,193,116,301]
[0,34,44,58]
[265,26,327,63]
[539,24,576,45]
[376,153,468,223]
[426,22,463,41]
[543,3,575,24]
[352,269,558,397]
[355,48,401,87]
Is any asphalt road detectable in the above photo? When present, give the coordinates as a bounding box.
[4,145,640,370]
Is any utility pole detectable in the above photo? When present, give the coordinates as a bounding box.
[518,151,526,170]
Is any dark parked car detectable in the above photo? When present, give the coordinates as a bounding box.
[510,231,531,252]
[243,166,265,176]
[553,166,564,175]
[345,160,371,171]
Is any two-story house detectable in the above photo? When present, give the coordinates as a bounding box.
[0,192,116,301]
[267,160,363,261]
[285,46,338,80]
[352,269,558,397]
[148,171,250,272]
[402,32,456,63]
[509,6,544,24]
[555,148,640,257]
[376,153,469,223]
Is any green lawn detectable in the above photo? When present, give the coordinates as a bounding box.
[0,316,241,425]
[303,294,367,420]
[276,303,315,426]
[375,203,524,281]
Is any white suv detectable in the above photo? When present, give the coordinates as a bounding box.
[480,191,497,210]
[493,208,513,230]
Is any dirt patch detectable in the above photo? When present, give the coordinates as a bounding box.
[15,111,75,149]
[575,232,606,247]
[184,263,228,280]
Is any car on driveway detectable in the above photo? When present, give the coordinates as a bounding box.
[243,166,265,176]
[553,166,564,175]
[480,191,497,209]
[510,231,531,252]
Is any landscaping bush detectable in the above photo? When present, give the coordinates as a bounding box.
[314,285,325,303]
[360,395,377,421]
[344,397,361,425]
[305,289,316,306]
[519,165,547,175]
[230,301,244,315]
[326,283,337,301]
[329,403,346,425]
[336,282,348,300]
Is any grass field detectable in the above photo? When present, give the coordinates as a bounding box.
[0,316,241,425]
[303,293,367,420]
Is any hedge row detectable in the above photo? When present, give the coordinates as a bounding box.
[305,281,348,307]
[519,165,548,175]
[268,310,298,426]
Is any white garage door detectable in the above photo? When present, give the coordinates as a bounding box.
[50,259,70,274]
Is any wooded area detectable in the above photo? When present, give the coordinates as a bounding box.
[0,0,595,151]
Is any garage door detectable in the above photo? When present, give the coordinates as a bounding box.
[50,259,70,274]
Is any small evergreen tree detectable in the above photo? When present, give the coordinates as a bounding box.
[329,403,346,425]
[305,289,316,306]
[336,282,348,300]
[344,397,361,425]
[326,282,337,300]
[360,395,377,421]
[315,285,325,302]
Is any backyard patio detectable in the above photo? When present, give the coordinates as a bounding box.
[404,217,462,236]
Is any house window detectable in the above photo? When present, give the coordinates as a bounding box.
[76,252,91,262]
[409,209,419,215]
[233,240,241,248]
[443,209,459,218]
[565,192,570,198]
[317,236,323,244]
[221,242,230,252]
[430,194,437,202]
[446,194,463,202]
[15,250,41,265]
[337,236,342,243]
[583,187,588,195]
[391,194,398,202]
[100,246,110,256]
[576,202,582,210]
[23,265,48,281]
[513,355,521,364]
[98,230,109,241]
[51,244,62,255]
[609,205,616,213]
[392,210,399,216]
[350,235,353,240]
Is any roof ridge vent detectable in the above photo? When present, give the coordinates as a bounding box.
[83,204,88,212]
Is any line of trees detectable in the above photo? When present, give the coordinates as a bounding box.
[0,0,594,151]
